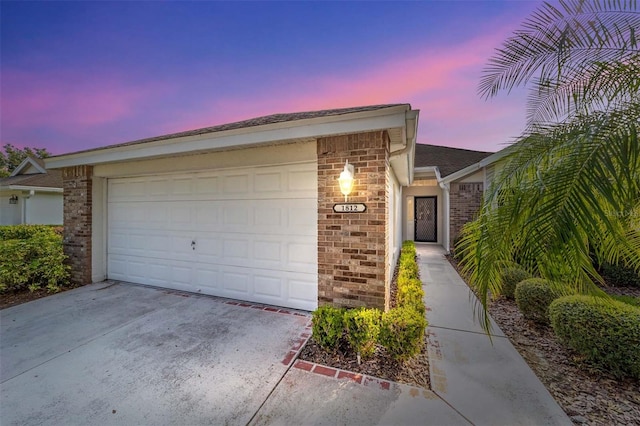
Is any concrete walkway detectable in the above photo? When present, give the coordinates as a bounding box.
[1,247,572,425]
[253,245,571,425]
[417,244,571,425]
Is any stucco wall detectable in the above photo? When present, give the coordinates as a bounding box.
[25,193,63,225]
[0,192,22,225]
[0,191,62,225]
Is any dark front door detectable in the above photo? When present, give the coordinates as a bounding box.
[415,197,437,242]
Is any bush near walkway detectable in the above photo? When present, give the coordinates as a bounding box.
[549,295,640,379]
[311,241,428,362]
[500,267,531,300]
[0,225,70,293]
[515,278,564,324]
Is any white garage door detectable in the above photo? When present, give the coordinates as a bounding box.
[107,163,318,311]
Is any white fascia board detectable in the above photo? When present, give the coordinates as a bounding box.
[9,185,63,193]
[441,144,515,184]
[46,107,410,169]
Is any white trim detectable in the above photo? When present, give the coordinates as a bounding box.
[10,157,47,176]
[6,185,63,193]
[46,106,413,169]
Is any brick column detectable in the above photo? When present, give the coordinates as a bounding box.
[317,131,390,310]
[62,165,93,285]
[449,182,483,250]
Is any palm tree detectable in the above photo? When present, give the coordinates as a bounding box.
[458,0,640,329]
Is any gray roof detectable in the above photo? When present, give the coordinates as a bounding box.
[415,143,493,177]
[51,104,409,157]
[0,169,63,189]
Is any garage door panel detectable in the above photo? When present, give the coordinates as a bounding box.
[254,275,283,298]
[107,163,317,310]
[288,169,316,192]
[223,174,250,194]
[222,270,250,294]
[287,242,317,273]
[254,171,283,192]
[222,238,250,261]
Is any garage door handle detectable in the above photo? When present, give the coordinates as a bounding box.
[191,240,196,250]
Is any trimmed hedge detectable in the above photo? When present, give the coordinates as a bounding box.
[382,240,427,359]
[311,306,345,351]
[310,241,428,363]
[514,278,562,324]
[379,306,427,360]
[0,225,69,293]
[343,308,381,362]
[549,295,640,379]
[500,267,531,300]
[600,262,640,288]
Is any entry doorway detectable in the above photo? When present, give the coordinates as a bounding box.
[414,196,437,242]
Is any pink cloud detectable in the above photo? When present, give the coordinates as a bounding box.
[2,69,170,132]
[162,25,526,152]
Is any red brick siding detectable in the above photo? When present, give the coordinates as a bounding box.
[317,131,390,310]
[449,182,483,251]
[62,166,93,285]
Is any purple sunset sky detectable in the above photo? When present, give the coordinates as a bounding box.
[1,1,538,155]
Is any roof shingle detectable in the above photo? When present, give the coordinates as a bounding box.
[414,144,493,177]
[50,104,409,158]
[0,169,63,189]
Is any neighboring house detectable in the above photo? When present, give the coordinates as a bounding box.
[0,157,63,225]
[46,104,506,312]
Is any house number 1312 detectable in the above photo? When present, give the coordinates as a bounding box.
[333,203,367,213]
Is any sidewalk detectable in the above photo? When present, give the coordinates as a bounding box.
[418,244,571,425]
[252,244,571,425]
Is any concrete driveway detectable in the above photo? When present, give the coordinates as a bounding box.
[1,282,309,425]
[2,267,570,425]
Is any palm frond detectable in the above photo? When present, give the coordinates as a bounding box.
[479,0,640,124]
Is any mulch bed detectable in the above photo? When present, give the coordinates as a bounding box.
[298,337,431,389]
[0,288,56,310]
[446,254,640,425]
[298,256,431,390]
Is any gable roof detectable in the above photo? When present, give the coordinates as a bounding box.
[45,104,419,186]
[414,144,493,177]
[10,156,48,176]
[1,157,63,190]
[50,104,409,158]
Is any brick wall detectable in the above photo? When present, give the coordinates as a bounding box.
[62,165,93,285]
[449,182,483,251]
[317,131,389,310]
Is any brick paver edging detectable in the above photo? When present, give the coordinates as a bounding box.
[224,296,433,400]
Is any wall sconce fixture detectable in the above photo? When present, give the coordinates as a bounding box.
[338,160,355,202]
[9,195,18,204]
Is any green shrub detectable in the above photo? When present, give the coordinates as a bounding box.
[399,257,419,279]
[343,308,381,362]
[600,262,640,288]
[379,306,427,360]
[549,295,640,379]
[397,277,425,314]
[611,294,640,308]
[0,224,57,241]
[311,306,345,351]
[0,226,70,293]
[514,278,563,324]
[500,267,531,300]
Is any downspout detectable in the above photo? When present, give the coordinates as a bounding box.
[439,181,451,253]
[390,110,419,184]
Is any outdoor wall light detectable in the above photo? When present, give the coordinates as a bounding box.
[9,195,18,204]
[338,160,355,202]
